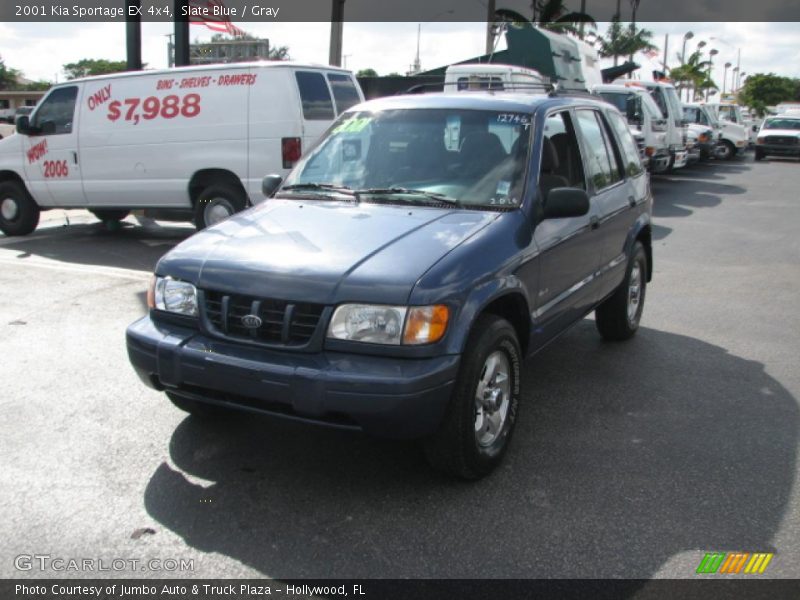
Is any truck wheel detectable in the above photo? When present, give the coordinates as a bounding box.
[194,184,246,230]
[596,241,647,341]
[166,391,226,419]
[90,209,130,223]
[754,148,765,161]
[424,314,521,480]
[716,140,736,161]
[0,180,40,236]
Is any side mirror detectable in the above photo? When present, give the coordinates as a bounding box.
[542,187,590,220]
[16,116,30,135]
[262,174,283,198]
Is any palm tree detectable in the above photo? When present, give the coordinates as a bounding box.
[493,1,595,39]
[598,19,658,66]
[670,49,713,101]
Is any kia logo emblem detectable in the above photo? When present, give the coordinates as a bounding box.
[241,314,262,329]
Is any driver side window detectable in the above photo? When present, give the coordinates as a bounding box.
[31,86,78,135]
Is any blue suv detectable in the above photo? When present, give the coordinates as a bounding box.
[127,92,653,479]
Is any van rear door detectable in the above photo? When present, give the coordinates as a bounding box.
[22,85,85,207]
[294,70,338,151]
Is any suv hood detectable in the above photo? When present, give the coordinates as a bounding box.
[160,198,498,305]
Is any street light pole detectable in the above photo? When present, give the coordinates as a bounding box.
[723,62,731,96]
[681,31,694,65]
[707,48,718,101]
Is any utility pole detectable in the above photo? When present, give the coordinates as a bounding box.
[662,34,669,76]
[173,0,190,67]
[486,0,496,54]
[328,0,345,67]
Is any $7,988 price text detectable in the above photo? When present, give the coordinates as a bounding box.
[107,93,201,124]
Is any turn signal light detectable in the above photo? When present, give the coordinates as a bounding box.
[403,305,450,345]
[282,137,302,169]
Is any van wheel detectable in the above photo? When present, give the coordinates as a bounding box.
[424,314,521,480]
[90,209,130,223]
[716,140,736,161]
[194,184,246,230]
[0,180,39,236]
[166,391,226,419]
[596,241,647,341]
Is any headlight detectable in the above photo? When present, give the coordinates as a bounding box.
[148,276,198,316]
[757,137,765,144]
[327,304,449,345]
[699,133,710,142]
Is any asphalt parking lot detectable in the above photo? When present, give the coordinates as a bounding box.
[1,153,799,580]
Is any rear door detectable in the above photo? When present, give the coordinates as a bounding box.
[22,85,85,207]
[294,70,337,151]
[573,108,634,301]
[595,109,647,298]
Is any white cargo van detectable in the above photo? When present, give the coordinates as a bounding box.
[0,61,363,236]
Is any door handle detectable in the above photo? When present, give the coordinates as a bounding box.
[72,151,78,165]
[628,196,637,208]
[590,215,599,230]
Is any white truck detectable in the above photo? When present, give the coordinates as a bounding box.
[0,61,364,236]
[591,83,671,172]
[705,102,750,159]
[443,63,547,92]
[632,80,689,171]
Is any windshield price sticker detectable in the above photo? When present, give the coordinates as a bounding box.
[333,117,371,134]
[496,113,531,127]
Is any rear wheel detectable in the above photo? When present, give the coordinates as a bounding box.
[166,391,227,419]
[595,241,647,341]
[0,180,39,236]
[424,314,521,480]
[194,184,246,230]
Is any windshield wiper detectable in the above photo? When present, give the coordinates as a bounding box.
[279,183,359,200]
[356,188,461,207]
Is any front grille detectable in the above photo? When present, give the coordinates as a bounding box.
[203,290,325,347]
[765,135,798,146]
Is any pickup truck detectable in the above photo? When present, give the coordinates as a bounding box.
[127,92,654,479]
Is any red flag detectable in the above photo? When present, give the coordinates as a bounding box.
[189,0,247,37]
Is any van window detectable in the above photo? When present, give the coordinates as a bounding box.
[295,71,335,120]
[31,86,78,135]
[327,73,361,114]
[456,76,504,91]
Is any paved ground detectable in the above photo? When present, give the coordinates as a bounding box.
[1,153,799,580]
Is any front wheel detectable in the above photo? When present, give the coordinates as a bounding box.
[424,314,522,480]
[754,148,765,161]
[716,140,736,161]
[0,180,40,236]
[595,241,647,341]
[194,184,246,230]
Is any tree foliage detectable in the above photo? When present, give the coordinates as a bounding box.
[597,20,658,66]
[356,68,379,78]
[738,73,799,116]
[494,1,596,39]
[669,49,715,101]
[0,55,21,90]
[63,59,128,80]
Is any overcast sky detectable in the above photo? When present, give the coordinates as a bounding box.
[1,21,799,91]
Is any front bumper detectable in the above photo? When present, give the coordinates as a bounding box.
[126,316,459,439]
[671,149,689,170]
[757,144,800,157]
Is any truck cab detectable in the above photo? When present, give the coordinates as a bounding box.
[444,64,547,93]
[592,83,670,172]
[629,80,689,171]
[705,102,750,159]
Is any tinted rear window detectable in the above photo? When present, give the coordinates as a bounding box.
[295,71,335,120]
[327,73,361,114]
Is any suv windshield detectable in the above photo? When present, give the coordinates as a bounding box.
[282,108,532,209]
[764,118,800,130]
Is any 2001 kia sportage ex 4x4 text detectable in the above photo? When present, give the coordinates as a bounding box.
[126,92,653,479]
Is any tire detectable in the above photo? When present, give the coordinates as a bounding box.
[754,148,765,161]
[90,209,130,223]
[596,241,647,341]
[194,184,246,230]
[424,314,522,480]
[716,140,736,161]
[0,180,40,236]
[166,391,227,419]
